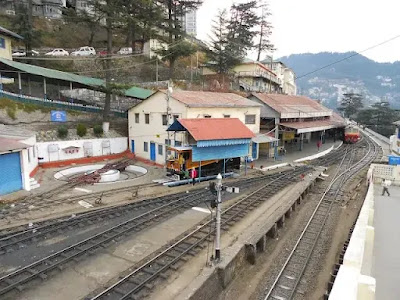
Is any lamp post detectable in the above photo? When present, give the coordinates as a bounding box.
[215,173,222,262]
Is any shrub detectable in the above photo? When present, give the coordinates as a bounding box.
[6,107,16,120]
[93,124,103,137]
[76,123,87,137]
[57,126,68,139]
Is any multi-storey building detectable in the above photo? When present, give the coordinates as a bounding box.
[267,61,297,96]
[0,0,65,19]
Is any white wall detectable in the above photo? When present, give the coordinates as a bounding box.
[36,137,128,163]
[128,92,187,165]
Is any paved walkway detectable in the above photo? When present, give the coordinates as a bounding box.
[254,138,342,169]
[373,184,400,300]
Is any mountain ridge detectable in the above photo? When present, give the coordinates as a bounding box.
[279,52,400,109]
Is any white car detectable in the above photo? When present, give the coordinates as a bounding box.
[45,48,69,56]
[117,47,132,55]
[12,50,39,57]
[71,46,96,56]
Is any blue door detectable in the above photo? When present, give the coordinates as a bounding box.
[0,152,23,195]
[252,142,258,160]
[131,140,135,153]
[150,142,156,161]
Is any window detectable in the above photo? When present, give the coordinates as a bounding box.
[245,114,256,124]
[135,113,139,123]
[224,115,230,118]
[145,114,150,124]
[204,114,211,118]
[28,148,31,163]
[165,139,171,146]
[175,141,182,146]
[0,38,5,49]
[173,114,179,121]
[158,144,163,155]
[162,114,168,126]
[144,142,148,152]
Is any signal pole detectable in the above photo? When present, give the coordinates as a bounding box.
[215,173,222,261]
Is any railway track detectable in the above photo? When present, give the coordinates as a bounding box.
[0,167,310,298]
[0,169,299,252]
[262,135,379,300]
[87,167,313,300]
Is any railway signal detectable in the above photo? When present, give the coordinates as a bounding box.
[210,173,239,262]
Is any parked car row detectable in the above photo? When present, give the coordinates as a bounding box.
[12,47,134,58]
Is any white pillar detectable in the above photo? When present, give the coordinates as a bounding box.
[18,72,22,94]
[43,77,47,100]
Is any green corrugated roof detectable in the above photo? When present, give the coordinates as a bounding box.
[0,57,104,87]
[0,58,154,99]
[124,86,154,99]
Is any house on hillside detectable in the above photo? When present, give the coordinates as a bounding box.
[0,26,23,84]
[127,90,263,165]
[268,61,297,95]
[0,0,65,19]
[202,59,282,93]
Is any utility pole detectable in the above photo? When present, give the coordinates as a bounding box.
[165,81,173,162]
[156,59,159,83]
[26,0,33,57]
[215,173,222,261]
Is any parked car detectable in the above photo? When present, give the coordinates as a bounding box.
[98,50,110,57]
[12,50,39,57]
[117,47,132,55]
[71,46,96,56]
[45,48,69,56]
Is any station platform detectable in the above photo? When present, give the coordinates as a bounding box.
[254,137,342,169]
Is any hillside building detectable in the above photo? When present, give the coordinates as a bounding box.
[202,59,281,93]
[127,90,262,165]
[0,26,23,84]
[0,0,65,19]
[267,61,297,95]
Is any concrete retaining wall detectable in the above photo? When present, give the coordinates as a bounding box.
[329,169,375,300]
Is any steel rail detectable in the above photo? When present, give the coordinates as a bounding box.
[263,136,378,300]
[89,167,312,300]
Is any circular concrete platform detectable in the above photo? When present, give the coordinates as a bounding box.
[54,164,147,184]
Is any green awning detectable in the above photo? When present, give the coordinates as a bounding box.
[0,58,154,99]
[0,57,104,87]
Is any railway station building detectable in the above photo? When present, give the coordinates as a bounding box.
[247,93,346,158]
[127,90,263,166]
[0,125,38,195]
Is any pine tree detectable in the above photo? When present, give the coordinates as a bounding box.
[226,1,260,60]
[256,1,274,61]
[206,10,241,74]
[157,0,203,79]
[12,0,38,56]
[338,93,364,118]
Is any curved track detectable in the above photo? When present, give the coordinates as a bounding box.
[262,135,380,300]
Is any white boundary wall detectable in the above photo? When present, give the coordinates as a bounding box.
[329,176,376,300]
[37,137,128,163]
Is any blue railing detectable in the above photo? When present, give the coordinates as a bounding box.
[0,90,128,118]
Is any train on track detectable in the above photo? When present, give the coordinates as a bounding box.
[344,126,361,143]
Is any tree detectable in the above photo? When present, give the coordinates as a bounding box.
[226,1,260,60]
[12,0,39,56]
[256,1,274,61]
[337,92,363,118]
[206,10,241,74]
[157,0,203,79]
[63,7,102,46]
[86,0,123,123]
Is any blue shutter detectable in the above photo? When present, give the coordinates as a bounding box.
[0,152,23,195]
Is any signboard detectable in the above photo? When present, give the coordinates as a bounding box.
[388,155,400,165]
[283,132,295,140]
[51,110,67,122]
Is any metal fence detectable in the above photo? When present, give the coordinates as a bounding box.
[0,90,128,118]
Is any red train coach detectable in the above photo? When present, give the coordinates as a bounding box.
[344,126,360,143]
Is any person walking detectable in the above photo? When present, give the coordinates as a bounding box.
[317,140,322,151]
[190,167,197,186]
[381,179,391,196]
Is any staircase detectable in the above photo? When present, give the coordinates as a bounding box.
[29,177,40,190]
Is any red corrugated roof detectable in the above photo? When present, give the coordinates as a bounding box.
[162,90,261,108]
[251,93,331,115]
[178,118,255,141]
[0,137,30,152]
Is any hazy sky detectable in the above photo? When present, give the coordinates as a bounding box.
[197,0,400,63]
